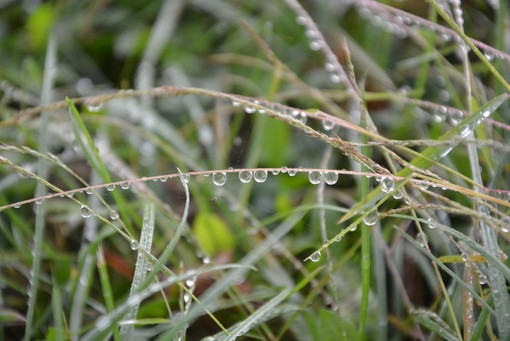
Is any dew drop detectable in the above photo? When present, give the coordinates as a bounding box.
[14,203,21,208]
[212,172,227,186]
[160,176,168,182]
[298,112,308,124]
[85,188,93,195]
[417,233,428,247]
[296,16,306,25]
[130,239,139,250]
[106,184,116,191]
[109,210,119,220]
[120,182,131,190]
[363,211,378,226]
[479,274,488,285]
[244,105,256,114]
[280,166,288,173]
[461,253,469,262]
[309,251,321,262]
[330,74,342,83]
[146,263,154,271]
[426,218,438,229]
[324,172,339,185]
[484,52,494,61]
[325,62,336,72]
[321,120,335,131]
[308,171,323,185]
[239,170,253,183]
[186,277,196,287]
[309,40,322,51]
[381,177,395,193]
[254,170,268,183]
[35,199,43,205]
[184,293,191,303]
[180,173,190,184]
[232,100,241,107]
[80,205,91,218]
[288,169,297,176]
[459,125,472,138]
[271,169,280,175]
[392,191,403,199]
[203,257,211,264]
[86,102,103,112]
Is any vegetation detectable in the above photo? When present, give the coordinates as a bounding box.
[1,0,509,340]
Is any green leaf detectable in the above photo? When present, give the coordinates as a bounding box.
[193,212,235,256]
[26,4,58,50]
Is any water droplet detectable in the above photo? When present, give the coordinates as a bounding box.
[363,211,378,226]
[381,177,395,193]
[239,170,253,183]
[86,102,103,112]
[280,166,288,173]
[325,62,336,72]
[417,233,428,247]
[308,171,323,185]
[160,176,168,182]
[109,210,119,220]
[186,277,196,287]
[484,52,494,61]
[461,253,469,262]
[203,257,211,264]
[212,172,227,186]
[146,263,154,271]
[130,240,139,250]
[459,125,472,138]
[305,29,318,39]
[254,170,268,183]
[309,40,322,51]
[184,293,191,303]
[35,199,43,205]
[80,205,91,218]
[392,191,403,199]
[288,169,297,176]
[85,188,93,195]
[427,218,438,229]
[309,251,321,262]
[180,173,190,184]
[271,169,280,175]
[479,274,488,285]
[244,105,256,114]
[296,16,306,25]
[324,172,339,185]
[232,100,241,107]
[120,182,131,190]
[14,203,21,208]
[106,184,116,191]
[321,120,335,131]
[66,192,75,198]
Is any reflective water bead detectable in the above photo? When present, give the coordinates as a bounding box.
[309,251,321,262]
[239,170,253,183]
[309,40,322,51]
[381,177,395,193]
[35,199,43,205]
[325,62,336,72]
[324,172,339,185]
[130,239,139,250]
[363,211,379,226]
[330,74,342,83]
[288,169,297,176]
[232,100,241,107]
[86,188,93,195]
[254,170,268,183]
[461,253,469,262]
[392,191,403,199]
[202,257,211,264]
[459,125,472,138]
[14,203,20,208]
[426,218,438,229]
[363,211,378,226]
[298,112,308,124]
[106,184,116,191]
[308,171,323,185]
[186,277,196,287]
[86,102,103,112]
[120,182,131,190]
[109,210,119,220]
[321,120,335,131]
[160,176,168,182]
[478,274,488,285]
[417,233,428,247]
[212,172,227,186]
[180,173,190,184]
[80,205,91,218]
[271,169,280,175]
[244,105,256,114]
[280,166,288,173]
[296,16,306,25]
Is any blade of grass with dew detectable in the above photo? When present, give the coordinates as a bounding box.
[396,227,495,316]
[411,309,460,341]
[217,288,293,341]
[66,98,135,237]
[24,31,57,341]
[338,93,508,225]
[81,264,248,341]
[156,210,306,340]
[119,203,154,339]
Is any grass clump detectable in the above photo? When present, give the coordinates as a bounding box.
[1,0,509,340]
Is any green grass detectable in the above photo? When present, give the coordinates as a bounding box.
[1,0,510,340]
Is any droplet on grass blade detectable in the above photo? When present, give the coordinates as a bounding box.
[309,251,321,262]
[324,172,339,185]
[254,170,268,183]
[363,211,378,226]
[239,171,253,183]
[308,171,323,185]
[130,240,139,250]
[80,205,91,218]
[212,172,227,186]
[381,177,395,193]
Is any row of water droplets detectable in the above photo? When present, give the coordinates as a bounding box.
[354,2,506,62]
[232,98,336,132]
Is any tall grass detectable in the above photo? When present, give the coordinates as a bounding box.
[1,1,509,340]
